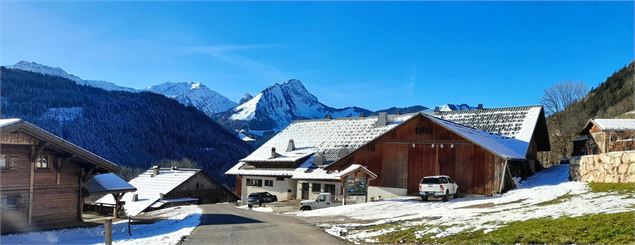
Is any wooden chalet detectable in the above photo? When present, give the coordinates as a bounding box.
[572,119,635,156]
[0,119,130,234]
[95,166,238,216]
[226,105,550,201]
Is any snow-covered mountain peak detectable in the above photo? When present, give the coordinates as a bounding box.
[9,61,83,83]
[191,82,202,90]
[239,93,254,105]
[7,61,136,92]
[221,79,369,131]
[146,81,237,116]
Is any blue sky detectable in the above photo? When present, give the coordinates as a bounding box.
[1,2,633,110]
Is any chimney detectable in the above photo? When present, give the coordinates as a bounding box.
[286,139,295,152]
[477,104,484,110]
[359,112,365,118]
[324,114,332,120]
[132,193,138,202]
[151,165,160,177]
[434,106,440,112]
[159,193,165,200]
[270,147,278,159]
[375,112,388,127]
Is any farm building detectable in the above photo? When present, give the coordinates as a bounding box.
[94,166,237,216]
[0,119,131,234]
[572,119,635,156]
[226,105,550,201]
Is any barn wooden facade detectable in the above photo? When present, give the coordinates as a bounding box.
[572,119,635,156]
[227,105,550,200]
[328,115,514,195]
[0,119,121,234]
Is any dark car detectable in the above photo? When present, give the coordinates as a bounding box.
[247,192,278,208]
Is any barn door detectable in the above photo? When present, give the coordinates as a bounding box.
[381,144,408,189]
[407,144,438,195]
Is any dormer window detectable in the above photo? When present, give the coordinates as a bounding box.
[36,155,50,169]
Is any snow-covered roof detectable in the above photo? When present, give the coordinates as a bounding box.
[0,118,21,128]
[240,113,417,163]
[338,164,378,179]
[84,173,136,195]
[149,197,198,208]
[96,167,200,216]
[225,162,297,176]
[427,116,529,160]
[586,119,635,131]
[429,105,543,143]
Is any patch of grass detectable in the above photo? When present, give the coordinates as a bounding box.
[377,212,635,244]
[536,193,574,206]
[589,182,635,193]
[366,222,400,232]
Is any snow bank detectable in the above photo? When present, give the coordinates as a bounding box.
[1,206,202,245]
[296,165,635,242]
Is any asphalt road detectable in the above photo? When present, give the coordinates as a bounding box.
[180,204,348,245]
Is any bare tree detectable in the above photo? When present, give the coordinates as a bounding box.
[540,81,588,115]
[539,81,588,162]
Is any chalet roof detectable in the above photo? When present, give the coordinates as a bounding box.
[239,113,417,163]
[96,167,201,216]
[0,118,120,172]
[227,105,549,178]
[583,119,635,132]
[428,105,545,144]
[427,115,530,160]
[83,173,137,195]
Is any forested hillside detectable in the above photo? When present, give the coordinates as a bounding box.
[0,67,252,186]
[541,61,634,163]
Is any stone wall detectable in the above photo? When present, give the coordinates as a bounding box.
[570,151,635,183]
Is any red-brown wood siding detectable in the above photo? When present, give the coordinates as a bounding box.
[332,115,507,196]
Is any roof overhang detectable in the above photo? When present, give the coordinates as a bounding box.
[84,173,136,195]
[0,119,120,172]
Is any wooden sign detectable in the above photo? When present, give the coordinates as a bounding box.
[0,132,38,145]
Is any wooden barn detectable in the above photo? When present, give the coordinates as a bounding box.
[226,105,550,200]
[95,166,238,216]
[572,119,635,156]
[0,118,130,234]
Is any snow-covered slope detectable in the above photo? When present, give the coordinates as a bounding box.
[218,79,370,132]
[8,61,136,92]
[146,82,237,117]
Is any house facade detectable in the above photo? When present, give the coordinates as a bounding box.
[572,119,635,156]
[95,167,238,216]
[226,105,550,202]
[0,119,122,234]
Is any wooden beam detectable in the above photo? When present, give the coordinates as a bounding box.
[28,145,35,226]
[30,142,49,162]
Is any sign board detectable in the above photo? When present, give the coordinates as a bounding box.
[345,175,367,196]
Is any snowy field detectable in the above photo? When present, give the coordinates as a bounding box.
[1,206,202,245]
[294,165,635,243]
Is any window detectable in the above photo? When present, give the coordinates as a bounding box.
[264,180,273,187]
[317,195,326,202]
[447,178,455,183]
[312,183,321,192]
[324,184,336,195]
[246,178,262,187]
[36,155,49,169]
[0,154,13,170]
[275,176,284,181]
[2,194,22,210]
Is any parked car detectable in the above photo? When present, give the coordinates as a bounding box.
[247,192,278,208]
[300,193,332,211]
[419,175,458,202]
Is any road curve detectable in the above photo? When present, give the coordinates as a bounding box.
[180,203,348,245]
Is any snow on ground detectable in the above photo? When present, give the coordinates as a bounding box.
[295,165,635,243]
[1,206,202,245]
[237,205,274,213]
